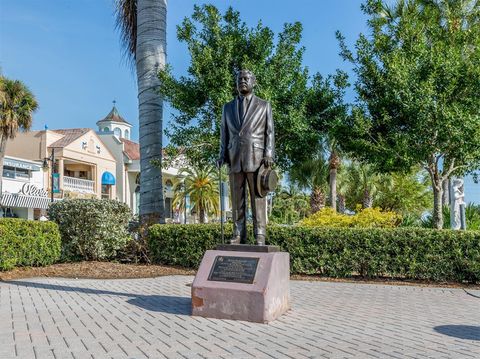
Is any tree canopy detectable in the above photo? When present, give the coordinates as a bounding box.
[158,4,321,170]
[334,0,480,228]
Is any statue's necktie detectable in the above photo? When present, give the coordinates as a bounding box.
[239,97,247,125]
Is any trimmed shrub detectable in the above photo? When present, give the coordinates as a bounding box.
[299,207,401,228]
[147,224,480,283]
[48,199,132,261]
[0,219,61,271]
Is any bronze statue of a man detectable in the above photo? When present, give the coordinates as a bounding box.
[217,70,275,245]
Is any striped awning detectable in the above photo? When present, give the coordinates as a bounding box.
[0,193,52,209]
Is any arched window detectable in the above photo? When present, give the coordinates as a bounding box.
[114,127,121,138]
[124,129,130,140]
[103,127,109,132]
[165,179,173,192]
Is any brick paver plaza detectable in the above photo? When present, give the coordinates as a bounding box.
[0,276,479,358]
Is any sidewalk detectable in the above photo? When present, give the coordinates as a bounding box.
[0,276,479,358]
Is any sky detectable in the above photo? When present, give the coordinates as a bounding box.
[1,0,479,204]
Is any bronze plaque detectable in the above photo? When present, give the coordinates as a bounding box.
[208,256,259,284]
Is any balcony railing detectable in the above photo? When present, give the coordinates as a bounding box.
[63,176,95,193]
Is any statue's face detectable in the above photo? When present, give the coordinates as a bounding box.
[236,71,255,96]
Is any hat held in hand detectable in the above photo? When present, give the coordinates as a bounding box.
[256,163,278,197]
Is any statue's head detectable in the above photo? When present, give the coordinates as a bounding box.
[453,178,464,187]
[236,69,256,96]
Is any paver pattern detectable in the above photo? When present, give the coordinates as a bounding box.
[0,276,479,358]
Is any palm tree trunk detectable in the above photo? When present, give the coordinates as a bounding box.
[338,194,346,213]
[199,206,205,224]
[328,151,340,212]
[362,189,373,209]
[310,187,325,214]
[0,134,7,198]
[136,0,167,224]
[329,167,337,211]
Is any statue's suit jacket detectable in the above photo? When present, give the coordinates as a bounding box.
[219,95,274,173]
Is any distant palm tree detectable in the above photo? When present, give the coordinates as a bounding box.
[290,152,329,214]
[115,0,167,224]
[344,161,381,209]
[0,77,38,195]
[176,165,219,223]
[328,145,341,212]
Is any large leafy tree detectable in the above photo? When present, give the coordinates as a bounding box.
[158,5,320,170]
[0,76,38,195]
[335,0,480,228]
[115,0,166,224]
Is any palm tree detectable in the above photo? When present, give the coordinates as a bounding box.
[328,145,341,212]
[0,77,38,195]
[115,0,167,224]
[344,161,381,210]
[175,165,219,223]
[290,152,329,214]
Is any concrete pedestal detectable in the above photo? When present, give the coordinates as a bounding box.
[191,249,290,323]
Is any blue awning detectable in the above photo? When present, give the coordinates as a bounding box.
[101,171,116,185]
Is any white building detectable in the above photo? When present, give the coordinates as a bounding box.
[1,156,50,219]
[96,105,181,220]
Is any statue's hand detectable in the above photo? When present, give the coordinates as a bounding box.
[262,156,274,168]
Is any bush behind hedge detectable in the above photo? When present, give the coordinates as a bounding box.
[147,224,480,283]
[0,219,61,271]
[48,199,132,261]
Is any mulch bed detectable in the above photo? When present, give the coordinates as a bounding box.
[0,262,195,281]
[1,262,478,289]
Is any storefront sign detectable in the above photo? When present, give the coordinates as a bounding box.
[19,183,48,197]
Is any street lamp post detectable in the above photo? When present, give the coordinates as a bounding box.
[42,148,55,203]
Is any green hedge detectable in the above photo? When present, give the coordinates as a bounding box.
[0,219,61,271]
[147,224,480,283]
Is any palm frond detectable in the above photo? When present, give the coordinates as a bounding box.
[114,0,137,67]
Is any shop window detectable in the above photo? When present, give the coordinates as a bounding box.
[165,179,173,192]
[165,198,172,218]
[15,168,30,179]
[101,184,111,199]
[2,166,30,180]
[3,166,15,179]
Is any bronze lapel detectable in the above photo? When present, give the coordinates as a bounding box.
[232,97,241,130]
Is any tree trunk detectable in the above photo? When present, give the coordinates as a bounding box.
[362,189,373,209]
[432,181,443,229]
[310,187,325,213]
[329,167,337,212]
[199,206,205,224]
[136,0,167,225]
[442,177,450,208]
[338,194,346,214]
[328,151,340,212]
[0,134,7,197]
